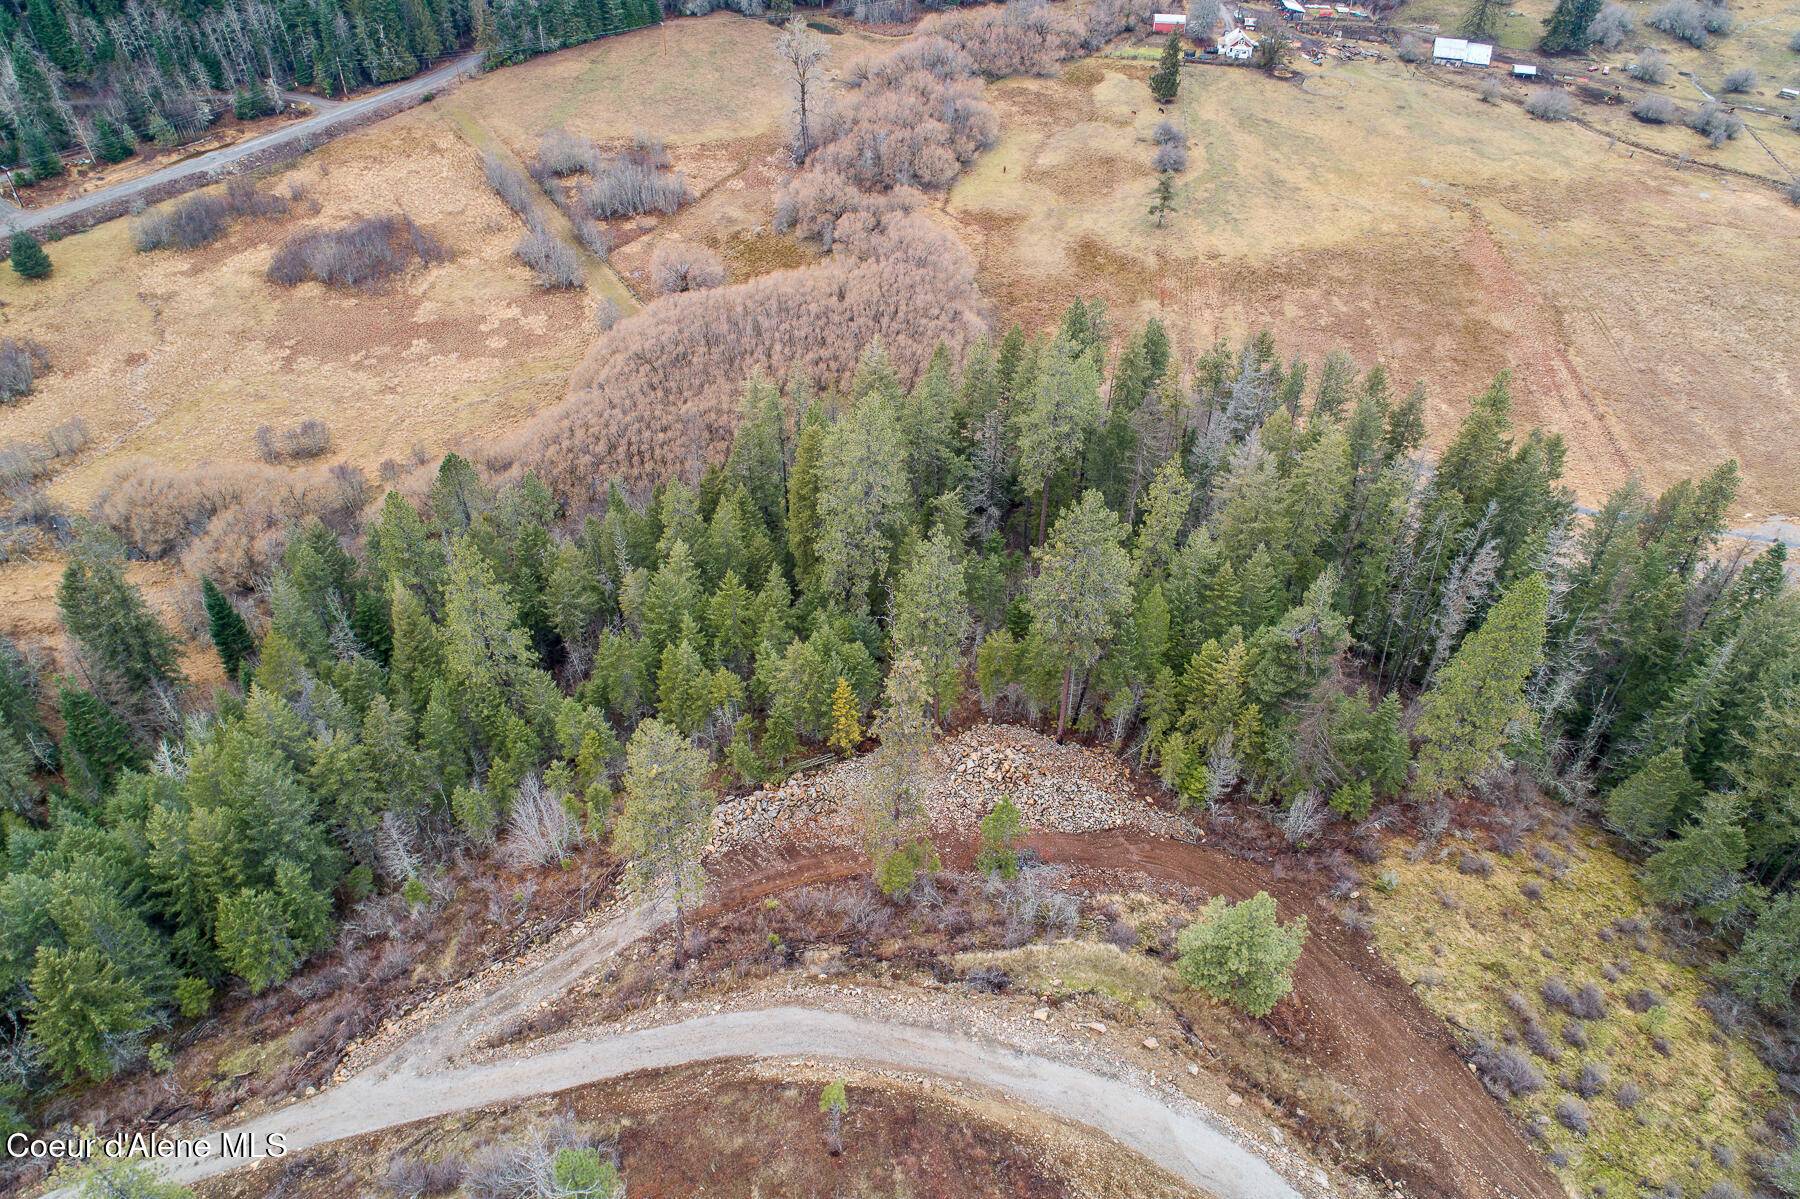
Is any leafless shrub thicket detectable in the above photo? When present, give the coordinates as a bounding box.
[984,864,1080,947]
[385,1153,463,1196]
[268,215,451,288]
[1572,1060,1609,1097]
[536,127,603,177]
[570,217,611,258]
[1628,47,1672,82]
[132,179,294,252]
[0,418,88,493]
[1397,34,1428,62]
[924,0,1086,76]
[1649,0,1730,46]
[816,40,998,192]
[774,171,924,249]
[0,419,85,562]
[481,151,537,217]
[775,36,998,244]
[583,136,689,219]
[95,460,369,588]
[1633,93,1678,122]
[649,241,727,294]
[1571,982,1608,1019]
[1721,66,1755,91]
[1282,793,1327,845]
[1687,100,1745,144]
[514,230,584,289]
[0,339,50,404]
[1587,2,1634,48]
[513,212,984,499]
[255,418,333,463]
[132,194,231,252]
[591,298,621,332]
[1473,1038,1545,1097]
[1524,88,1573,120]
[499,775,578,868]
[1152,128,1190,172]
[1081,0,1164,49]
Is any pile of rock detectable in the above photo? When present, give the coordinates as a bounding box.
[926,726,1178,837]
[705,724,1193,856]
[706,762,863,858]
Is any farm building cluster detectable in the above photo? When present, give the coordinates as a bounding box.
[1154,9,1263,59]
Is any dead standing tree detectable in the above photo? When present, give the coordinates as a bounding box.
[778,17,830,164]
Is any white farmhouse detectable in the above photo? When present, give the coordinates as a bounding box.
[1218,28,1259,59]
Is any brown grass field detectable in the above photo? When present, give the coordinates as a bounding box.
[1,13,1794,659]
[0,15,878,514]
[942,53,1800,517]
[0,14,874,651]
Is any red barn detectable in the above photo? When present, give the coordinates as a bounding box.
[1152,13,1188,32]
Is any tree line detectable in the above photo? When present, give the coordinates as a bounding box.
[0,0,660,177]
[0,300,1794,1136]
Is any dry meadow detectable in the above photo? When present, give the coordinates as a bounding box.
[0,14,874,650]
[943,55,1800,516]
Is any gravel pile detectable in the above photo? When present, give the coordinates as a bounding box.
[708,724,1194,856]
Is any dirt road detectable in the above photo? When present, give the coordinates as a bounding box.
[3,53,481,236]
[44,855,1305,1199]
[33,735,1558,1199]
[155,1006,1304,1199]
[1035,830,1566,1199]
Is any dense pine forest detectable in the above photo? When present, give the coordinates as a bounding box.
[0,0,660,175]
[0,303,1795,1132]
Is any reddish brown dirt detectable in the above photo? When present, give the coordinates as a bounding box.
[1030,829,1563,1199]
[602,829,1560,1199]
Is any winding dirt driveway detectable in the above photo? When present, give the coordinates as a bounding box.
[155,1006,1304,1199]
[36,746,1561,1199]
[115,878,1307,1199]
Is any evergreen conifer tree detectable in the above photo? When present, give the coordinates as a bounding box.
[28,946,150,1082]
[1149,34,1182,104]
[827,677,862,756]
[9,231,51,281]
[202,579,256,680]
[1412,573,1549,800]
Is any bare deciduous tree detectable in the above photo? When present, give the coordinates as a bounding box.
[777,17,830,164]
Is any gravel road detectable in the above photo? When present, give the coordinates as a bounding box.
[53,876,1306,1199]
[158,1006,1302,1199]
[4,53,480,235]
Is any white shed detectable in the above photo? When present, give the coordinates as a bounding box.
[1433,36,1494,65]
[1512,63,1538,77]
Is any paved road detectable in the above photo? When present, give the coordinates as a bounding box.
[4,53,481,235]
